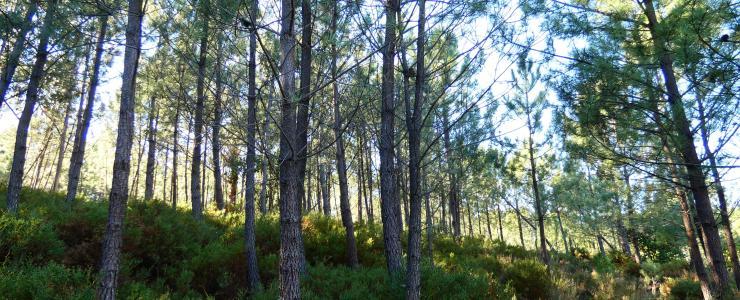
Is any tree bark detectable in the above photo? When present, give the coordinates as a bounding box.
[379,0,403,276]
[278,0,305,297]
[0,0,37,110]
[212,39,225,210]
[96,0,143,298]
[643,0,729,292]
[244,0,262,291]
[259,92,272,215]
[67,15,108,203]
[405,0,426,297]
[191,0,209,219]
[6,0,56,213]
[144,96,158,201]
[697,94,740,288]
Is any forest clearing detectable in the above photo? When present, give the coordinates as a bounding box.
[0,0,738,299]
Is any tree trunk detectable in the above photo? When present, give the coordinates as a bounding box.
[516,197,525,248]
[622,170,642,263]
[162,145,169,201]
[329,0,359,268]
[380,0,403,276]
[66,15,108,203]
[212,39,225,210]
[526,111,549,266]
[643,0,729,292]
[144,96,158,201]
[497,203,504,242]
[52,86,75,191]
[697,94,740,288]
[191,0,209,219]
[443,113,461,239]
[96,0,143,297]
[6,0,56,213]
[244,0,262,290]
[278,0,305,297]
[0,0,37,110]
[405,0,426,297]
[259,91,272,215]
[364,125,375,223]
[170,107,179,209]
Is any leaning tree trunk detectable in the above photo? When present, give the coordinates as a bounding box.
[144,96,158,201]
[96,0,144,298]
[0,0,37,110]
[66,15,109,203]
[191,0,209,219]
[244,0,262,291]
[6,0,56,213]
[643,0,730,292]
[330,0,359,268]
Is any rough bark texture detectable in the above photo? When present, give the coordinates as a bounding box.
[278,0,304,297]
[191,0,209,220]
[144,96,158,201]
[0,0,37,109]
[643,0,729,292]
[244,0,262,291]
[96,0,143,298]
[379,0,403,276]
[405,0,426,297]
[6,0,56,213]
[66,15,108,203]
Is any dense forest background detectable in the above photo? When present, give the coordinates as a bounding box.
[0,0,738,298]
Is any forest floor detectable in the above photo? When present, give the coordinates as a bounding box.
[0,188,703,299]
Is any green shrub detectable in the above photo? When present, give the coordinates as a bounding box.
[592,254,615,274]
[669,279,702,300]
[503,259,552,299]
[660,259,690,278]
[0,214,65,264]
[0,263,94,299]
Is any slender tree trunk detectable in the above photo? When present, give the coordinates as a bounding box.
[622,170,642,263]
[259,92,272,214]
[144,96,158,201]
[365,126,375,223]
[556,208,569,253]
[442,113,461,239]
[52,89,75,191]
[526,112,549,266]
[162,145,169,201]
[497,203,504,242]
[643,0,729,292]
[170,108,179,209]
[0,0,37,110]
[96,0,143,297]
[329,1,359,267]
[191,0,209,219]
[485,200,493,240]
[6,0,56,213]
[380,0,403,276]
[185,115,192,205]
[406,1,426,297]
[516,197,525,248]
[697,94,740,288]
[320,163,331,215]
[212,39,225,210]
[66,15,108,203]
[244,0,262,290]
